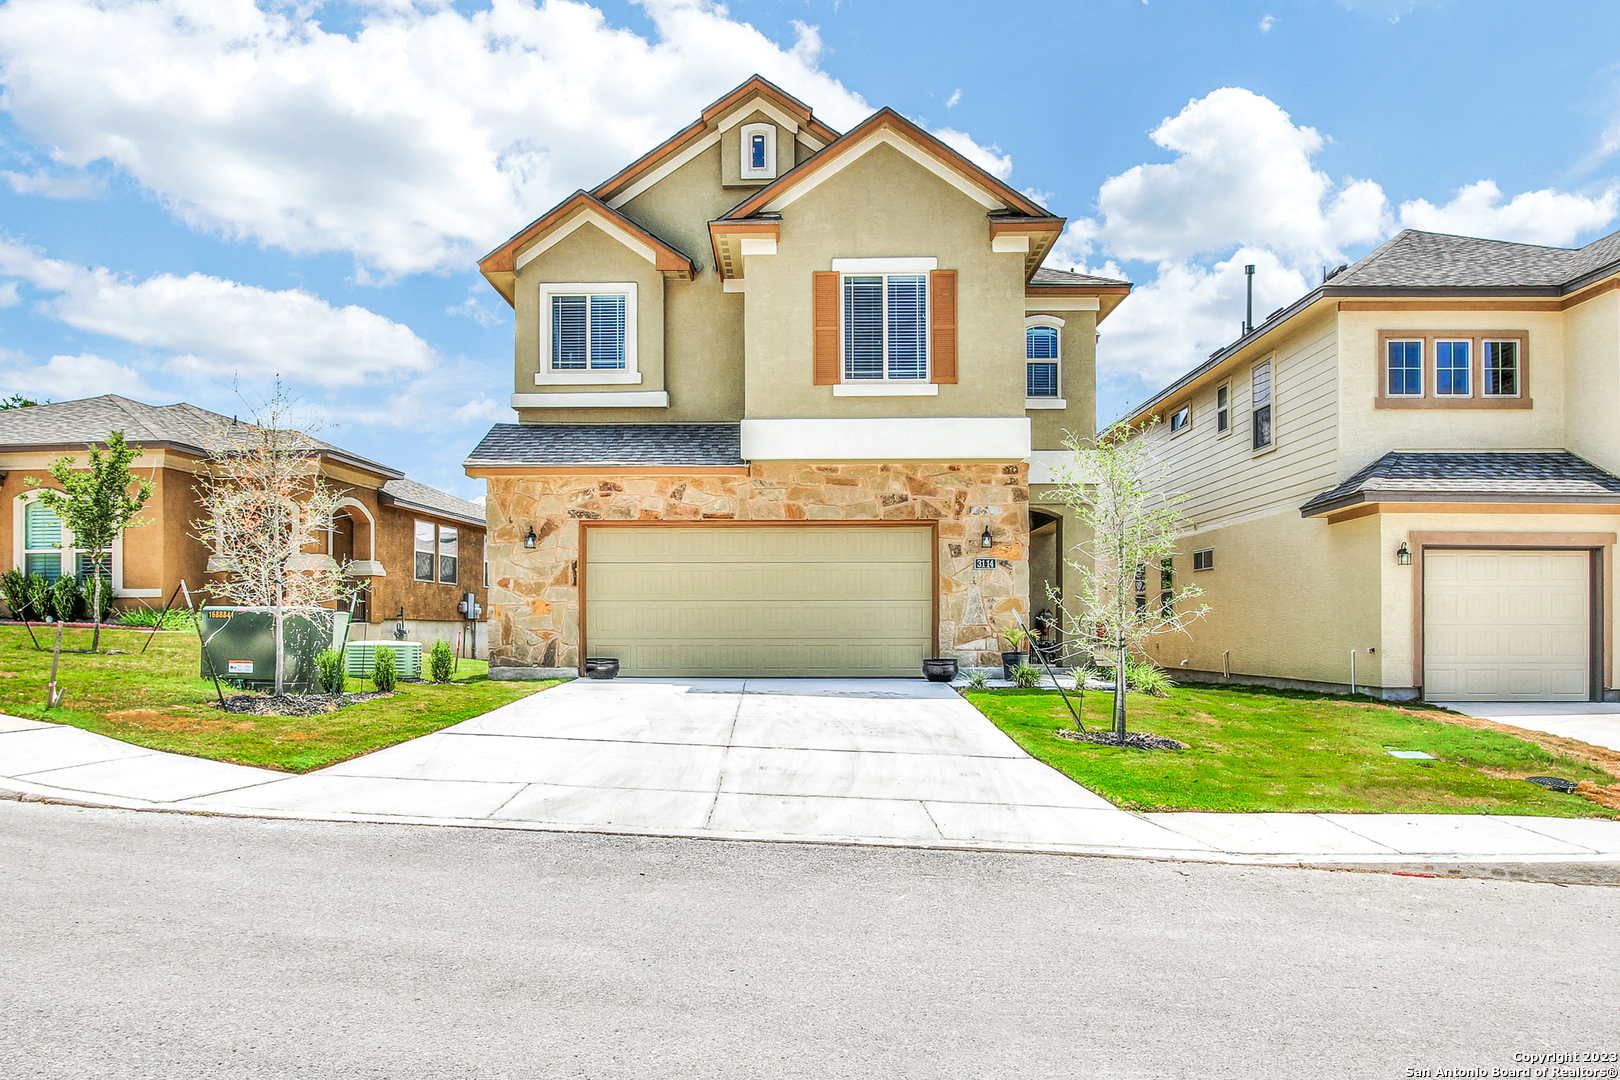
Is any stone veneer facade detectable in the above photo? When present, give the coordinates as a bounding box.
[484,462,1029,673]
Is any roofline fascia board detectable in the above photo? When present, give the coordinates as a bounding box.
[479,191,694,278]
[465,464,749,477]
[0,439,401,480]
[1301,491,1620,518]
[603,129,721,210]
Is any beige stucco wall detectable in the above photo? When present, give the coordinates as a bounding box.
[1335,308,1568,477]
[741,143,1029,420]
[1027,307,1096,450]
[1562,290,1620,475]
[483,463,1030,672]
[718,109,796,188]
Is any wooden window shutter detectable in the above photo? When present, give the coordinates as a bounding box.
[930,270,957,384]
[812,271,840,385]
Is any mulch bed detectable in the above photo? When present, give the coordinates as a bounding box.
[1056,727,1188,751]
[213,691,394,717]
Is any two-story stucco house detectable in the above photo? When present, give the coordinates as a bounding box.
[1129,228,1620,703]
[467,77,1129,679]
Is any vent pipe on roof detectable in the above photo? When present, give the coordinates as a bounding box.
[1243,264,1255,335]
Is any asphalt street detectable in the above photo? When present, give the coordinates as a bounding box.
[1,800,1614,1079]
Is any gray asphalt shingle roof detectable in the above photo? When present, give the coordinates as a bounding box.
[1331,227,1620,290]
[1300,451,1620,516]
[465,423,745,467]
[380,478,486,527]
[1029,267,1132,287]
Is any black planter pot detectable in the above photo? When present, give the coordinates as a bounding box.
[583,657,620,680]
[1001,651,1028,681]
[922,658,958,683]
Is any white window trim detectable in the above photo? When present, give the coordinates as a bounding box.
[414,519,436,583]
[437,524,459,586]
[838,268,931,385]
[1025,314,1063,407]
[536,282,640,386]
[1251,357,1276,455]
[1433,338,1473,397]
[1168,402,1192,436]
[1385,337,1425,397]
[1215,381,1232,438]
[740,122,776,179]
[12,492,145,597]
[1482,338,1522,399]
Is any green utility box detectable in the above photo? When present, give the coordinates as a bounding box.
[342,640,423,680]
[200,607,351,693]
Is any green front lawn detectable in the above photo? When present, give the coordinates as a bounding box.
[966,684,1619,818]
[0,626,557,772]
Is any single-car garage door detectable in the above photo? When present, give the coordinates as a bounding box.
[583,525,934,678]
[1424,550,1590,701]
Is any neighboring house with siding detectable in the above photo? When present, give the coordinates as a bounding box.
[1128,227,1620,703]
[0,396,486,649]
[467,76,1129,679]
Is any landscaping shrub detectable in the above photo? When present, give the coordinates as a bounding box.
[23,574,51,622]
[1126,660,1172,697]
[1,569,32,620]
[315,648,345,694]
[371,646,397,693]
[427,639,454,683]
[1011,663,1043,689]
[47,576,82,623]
[965,669,990,690]
[117,607,197,631]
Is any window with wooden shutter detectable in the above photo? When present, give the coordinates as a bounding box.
[812,271,839,385]
[930,269,957,384]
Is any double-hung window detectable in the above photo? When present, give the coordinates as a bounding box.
[414,521,436,583]
[1026,325,1059,397]
[1216,384,1230,434]
[438,526,458,585]
[843,274,928,382]
[1484,340,1519,397]
[1435,339,1471,396]
[1386,339,1423,396]
[415,520,459,584]
[1251,359,1274,451]
[551,293,625,372]
[23,501,63,581]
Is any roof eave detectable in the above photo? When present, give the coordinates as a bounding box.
[1301,490,1620,518]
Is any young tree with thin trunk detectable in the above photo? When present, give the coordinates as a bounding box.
[30,430,155,657]
[1042,419,1208,739]
[192,383,356,692]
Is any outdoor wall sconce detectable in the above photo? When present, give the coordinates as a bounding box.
[524,526,537,550]
[1396,541,1411,566]
[981,525,994,548]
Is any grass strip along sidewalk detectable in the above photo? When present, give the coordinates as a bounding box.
[0,626,556,772]
[965,684,1619,819]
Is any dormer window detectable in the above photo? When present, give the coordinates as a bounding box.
[740,122,776,180]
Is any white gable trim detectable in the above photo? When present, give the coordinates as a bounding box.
[716,96,802,136]
[604,129,723,210]
[514,211,657,271]
[763,128,1007,214]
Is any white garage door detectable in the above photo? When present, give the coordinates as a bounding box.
[1423,549,1590,701]
[583,525,934,678]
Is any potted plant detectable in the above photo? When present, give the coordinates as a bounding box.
[584,657,620,680]
[1000,626,1028,681]
[922,657,958,682]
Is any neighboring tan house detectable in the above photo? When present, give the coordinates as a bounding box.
[0,395,487,650]
[467,76,1130,678]
[1128,227,1620,703]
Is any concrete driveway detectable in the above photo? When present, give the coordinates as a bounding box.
[183,678,1203,851]
[1436,701,1620,752]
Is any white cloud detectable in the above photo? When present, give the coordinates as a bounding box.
[1095,249,1309,391]
[0,0,1019,277]
[1397,180,1620,246]
[0,240,437,387]
[0,352,156,400]
[946,88,962,108]
[931,128,1013,181]
[447,290,507,328]
[1076,87,1391,267]
[1259,14,1276,32]
[0,281,18,307]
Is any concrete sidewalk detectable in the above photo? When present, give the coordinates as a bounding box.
[2,681,1618,870]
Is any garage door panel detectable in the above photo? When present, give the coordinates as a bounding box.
[586,526,935,678]
[1424,549,1589,702]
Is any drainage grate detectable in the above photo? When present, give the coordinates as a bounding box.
[1525,776,1579,794]
[1385,748,1435,760]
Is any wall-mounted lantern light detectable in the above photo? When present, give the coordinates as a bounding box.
[1396,541,1411,566]
[981,525,994,549]
[524,526,537,550]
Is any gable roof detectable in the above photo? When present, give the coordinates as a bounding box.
[1029,267,1132,289]
[1300,451,1620,517]
[379,477,486,528]
[592,76,841,207]
[0,394,403,479]
[1124,225,1620,427]
[478,190,696,305]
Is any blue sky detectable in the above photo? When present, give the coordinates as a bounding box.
[2,0,1620,499]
